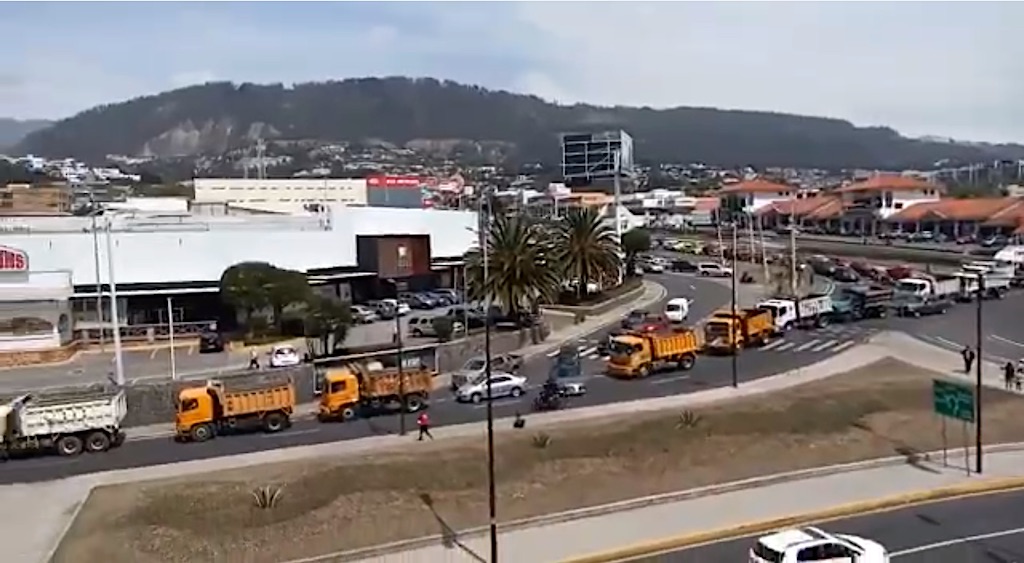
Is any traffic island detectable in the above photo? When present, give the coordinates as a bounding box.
[50,357,1024,563]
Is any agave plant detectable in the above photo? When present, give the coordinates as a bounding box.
[531,432,552,449]
[676,410,702,430]
[251,485,283,509]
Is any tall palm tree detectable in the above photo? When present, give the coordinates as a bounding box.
[556,207,622,298]
[465,213,562,315]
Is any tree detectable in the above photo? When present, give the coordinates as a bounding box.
[303,294,352,356]
[219,262,312,335]
[556,207,622,298]
[465,213,562,316]
[621,228,652,276]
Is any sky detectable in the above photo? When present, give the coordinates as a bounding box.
[2,1,1023,143]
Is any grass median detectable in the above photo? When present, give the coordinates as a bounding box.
[53,357,1024,563]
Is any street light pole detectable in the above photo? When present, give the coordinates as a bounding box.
[89,198,104,350]
[167,296,177,380]
[104,217,125,387]
[389,278,406,436]
[480,190,498,563]
[975,275,984,474]
[731,222,739,388]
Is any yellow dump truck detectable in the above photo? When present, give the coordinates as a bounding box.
[606,328,701,379]
[318,363,434,422]
[175,378,295,442]
[703,308,774,354]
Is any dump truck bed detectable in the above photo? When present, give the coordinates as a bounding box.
[220,383,295,418]
[361,369,433,398]
[648,330,700,360]
[12,390,127,438]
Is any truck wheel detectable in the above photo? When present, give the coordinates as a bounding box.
[340,407,357,421]
[404,395,425,412]
[190,423,214,442]
[84,431,111,453]
[817,316,829,328]
[56,435,83,457]
[678,354,696,371]
[638,364,650,378]
[263,412,287,433]
[111,431,126,448]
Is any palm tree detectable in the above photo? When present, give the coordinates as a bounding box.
[556,207,622,298]
[465,213,562,315]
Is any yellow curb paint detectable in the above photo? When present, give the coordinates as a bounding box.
[560,477,1024,563]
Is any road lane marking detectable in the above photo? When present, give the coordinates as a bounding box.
[810,339,840,353]
[652,374,691,385]
[188,345,196,355]
[891,525,1024,557]
[546,349,559,358]
[793,339,822,353]
[149,349,158,360]
[991,334,1024,348]
[830,340,857,353]
[263,428,320,439]
[761,339,788,351]
[933,335,963,349]
[773,342,796,352]
[579,346,598,358]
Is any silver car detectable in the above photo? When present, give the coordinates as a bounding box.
[455,373,527,403]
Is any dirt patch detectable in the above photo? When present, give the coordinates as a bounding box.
[53,358,1024,563]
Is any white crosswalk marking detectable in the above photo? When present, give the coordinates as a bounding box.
[773,341,796,352]
[545,349,559,358]
[792,339,822,352]
[761,339,788,351]
[579,346,598,358]
[810,339,840,353]
[830,340,857,353]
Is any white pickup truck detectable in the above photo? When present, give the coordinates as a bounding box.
[894,275,962,300]
[0,390,128,458]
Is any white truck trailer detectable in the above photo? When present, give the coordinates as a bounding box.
[756,293,834,333]
[0,390,127,458]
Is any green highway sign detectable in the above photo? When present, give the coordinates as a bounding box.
[932,379,975,423]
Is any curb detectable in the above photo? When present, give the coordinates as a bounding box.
[561,476,1024,563]
[285,440,1024,563]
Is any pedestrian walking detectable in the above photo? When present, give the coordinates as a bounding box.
[962,347,976,374]
[1004,362,1015,390]
[417,411,433,441]
[248,349,260,370]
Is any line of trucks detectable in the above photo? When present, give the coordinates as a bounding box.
[0,361,436,459]
[604,260,1017,380]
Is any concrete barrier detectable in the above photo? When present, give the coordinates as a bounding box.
[541,280,646,318]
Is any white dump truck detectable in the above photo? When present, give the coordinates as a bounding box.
[757,293,834,333]
[0,390,127,457]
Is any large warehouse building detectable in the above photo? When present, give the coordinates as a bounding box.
[0,206,475,354]
[192,175,434,213]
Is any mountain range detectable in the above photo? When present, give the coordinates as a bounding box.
[0,118,54,151]
[12,77,1024,170]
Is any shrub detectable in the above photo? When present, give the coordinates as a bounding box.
[531,432,552,449]
[431,316,455,342]
[676,410,702,430]
[251,485,283,509]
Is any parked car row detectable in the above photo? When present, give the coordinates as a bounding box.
[350,289,463,324]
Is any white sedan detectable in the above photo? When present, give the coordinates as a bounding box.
[750,527,889,562]
[269,345,301,368]
[455,372,527,403]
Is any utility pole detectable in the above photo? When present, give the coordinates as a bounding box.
[104,218,125,387]
[612,149,624,285]
[89,194,104,350]
[758,216,769,290]
[479,190,498,563]
[715,209,725,265]
[747,213,757,265]
[789,219,798,296]
[167,297,177,380]
[975,275,984,474]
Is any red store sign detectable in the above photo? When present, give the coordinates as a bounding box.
[367,175,422,188]
[0,246,28,272]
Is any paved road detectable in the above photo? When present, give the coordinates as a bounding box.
[643,487,1024,562]
[908,292,1024,366]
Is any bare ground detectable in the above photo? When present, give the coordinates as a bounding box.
[53,358,1024,563]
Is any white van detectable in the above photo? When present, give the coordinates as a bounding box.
[664,297,691,323]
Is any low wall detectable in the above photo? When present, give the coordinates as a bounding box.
[541,280,646,318]
[0,342,78,369]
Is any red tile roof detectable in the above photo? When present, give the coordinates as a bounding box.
[753,196,840,218]
[835,175,943,194]
[805,198,845,220]
[693,197,720,212]
[889,197,1020,222]
[983,199,1024,227]
[717,179,793,195]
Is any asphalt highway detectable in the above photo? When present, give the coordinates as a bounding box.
[0,272,990,484]
[638,487,1024,561]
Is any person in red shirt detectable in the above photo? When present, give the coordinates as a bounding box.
[417,411,433,441]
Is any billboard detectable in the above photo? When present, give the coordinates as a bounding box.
[366,175,422,188]
[560,130,635,182]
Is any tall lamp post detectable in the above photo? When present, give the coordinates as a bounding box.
[975,274,984,474]
[104,217,125,387]
[387,278,406,436]
[478,189,498,563]
[730,221,739,388]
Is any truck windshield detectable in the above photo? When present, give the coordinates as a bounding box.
[705,322,730,338]
[895,281,924,292]
[608,339,638,356]
[179,398,198,412]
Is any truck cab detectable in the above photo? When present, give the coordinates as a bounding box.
[175,385,216,437]
[318,368,362,421]
[756,299,796,334]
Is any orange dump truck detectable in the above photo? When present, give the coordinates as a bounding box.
[318,363,434,422]
[606,328,701,379]
[175,378,295,442]
[703,308,774,354]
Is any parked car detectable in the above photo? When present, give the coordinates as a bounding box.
[671,259,698,273]
[407,316,464,337]
[696,262,733,277]
[908,231,935,243]
[955,234,976,245]
[368,300,396,320]
[433,288,461,304]
[831,267,860,283]
[198,327,224,353]
[350,305,378,324]
[426,291,454,306]
[381,298,410,316]
[455,373,527,403]
[269,344,301,368]
[448,353,524,390]
[982,234,1009,248]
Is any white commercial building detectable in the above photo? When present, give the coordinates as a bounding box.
[193,178,369,212]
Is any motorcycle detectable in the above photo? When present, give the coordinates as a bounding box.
[532,385,568,411]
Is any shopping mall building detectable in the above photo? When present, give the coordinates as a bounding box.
[0,206,475,356]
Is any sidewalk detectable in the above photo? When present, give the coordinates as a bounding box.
[120,281,667,440]
[349,448,1024,563]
